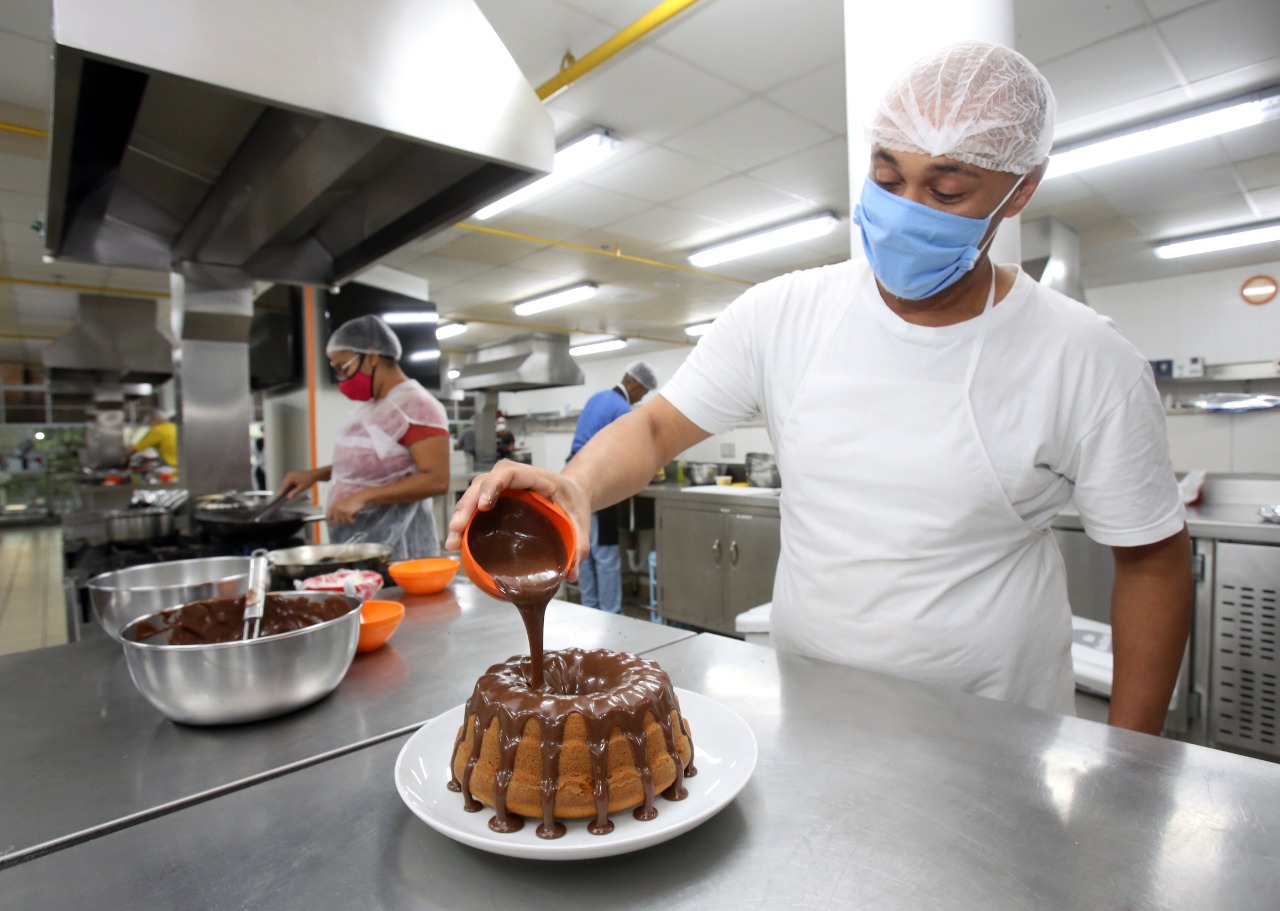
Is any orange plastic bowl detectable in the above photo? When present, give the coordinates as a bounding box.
[460,488,577,601]
[388,557,460,595]
[357,599,405,652]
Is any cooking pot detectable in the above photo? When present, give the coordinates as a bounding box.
[685,462,720,486]
[267,542,394,589]
[105,507,175,542]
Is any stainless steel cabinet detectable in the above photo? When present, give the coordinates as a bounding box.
[655,500,780,636]
[1208,541,1280,761]
[1052,527,1198,740]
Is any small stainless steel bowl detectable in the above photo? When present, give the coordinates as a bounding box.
[89,556,252,640]
[118,591,361,725]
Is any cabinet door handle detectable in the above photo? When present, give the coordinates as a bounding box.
[730,541,739,565]
[712,538,721,563]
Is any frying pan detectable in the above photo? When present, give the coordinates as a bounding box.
[193,491,321,544]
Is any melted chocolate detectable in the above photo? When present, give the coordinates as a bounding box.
[448,648,695,838]
[131,594,351,644]
[465,496,566,689]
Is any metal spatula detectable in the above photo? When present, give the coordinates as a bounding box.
[242,549,270,640]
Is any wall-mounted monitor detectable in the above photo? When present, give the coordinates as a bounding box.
[250,285,304,392]
[321,283,441,390]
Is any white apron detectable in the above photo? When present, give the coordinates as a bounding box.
[772,268,1075,713]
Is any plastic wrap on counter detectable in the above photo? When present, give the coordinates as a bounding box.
[296,570,384,601]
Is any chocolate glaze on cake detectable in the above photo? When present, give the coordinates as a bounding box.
[448,647,695,838]
[131,594,351,644]
[456,492,695,838]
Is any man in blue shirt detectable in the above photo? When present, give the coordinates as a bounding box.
[568,361,658,613]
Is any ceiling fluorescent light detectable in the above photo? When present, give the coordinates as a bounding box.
[570,338,627,357]
[382,311,437,324]
[1046,88,1280,180]
[435,322,467,340]
[474,129,620,220]
[684,322,713,337]
[1155,222,1280,259]
[512,282,599,316]
[407,349,440,362]
[446,368,461,380]
[689,213,840,268]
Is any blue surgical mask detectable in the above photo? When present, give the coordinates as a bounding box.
[853,174,1026,300]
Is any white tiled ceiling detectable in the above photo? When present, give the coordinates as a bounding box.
[0,0,1277,370]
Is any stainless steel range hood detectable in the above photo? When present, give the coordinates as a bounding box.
[456,333,584,392]
[43,0,554,287]
[42,294,175,386]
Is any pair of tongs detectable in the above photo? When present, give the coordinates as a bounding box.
[242,549,271,640]
[251,490,296,523]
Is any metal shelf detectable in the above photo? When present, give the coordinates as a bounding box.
[1155,359,1280,383]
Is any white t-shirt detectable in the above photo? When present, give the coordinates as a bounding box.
[661,259,1185,702]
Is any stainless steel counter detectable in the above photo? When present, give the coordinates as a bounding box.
[0,582,694,867]
[640,482,1280,544]
[1054,501,1280,545]
[639,483,785,509]
[4,632,1278,908]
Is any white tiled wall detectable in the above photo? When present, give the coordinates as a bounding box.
[501,346,778,470]
[1088,260,1280,364]
[500,258,1280,476]
[1086,258,1280,475]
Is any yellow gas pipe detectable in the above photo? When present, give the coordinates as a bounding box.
[535,0,703,101]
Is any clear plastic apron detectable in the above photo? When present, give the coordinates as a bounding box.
[329,397,438,562]
[772,267,1074,713]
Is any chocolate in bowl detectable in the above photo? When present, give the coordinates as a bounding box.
[118,591,361,725]
[131,593,353,644]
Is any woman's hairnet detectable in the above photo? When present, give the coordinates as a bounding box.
[326,315,403,359]
[867,42,1056,175]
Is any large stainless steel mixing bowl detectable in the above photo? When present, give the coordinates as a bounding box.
[117,592,361,725]
[88,556,252,640]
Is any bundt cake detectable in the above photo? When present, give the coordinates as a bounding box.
[448,647,696,838]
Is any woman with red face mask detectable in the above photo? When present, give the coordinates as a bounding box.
[279,315,450,561]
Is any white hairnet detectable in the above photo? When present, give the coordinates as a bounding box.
[867,42,1056,175]
[326,315,403,359]
[625,360,658,391]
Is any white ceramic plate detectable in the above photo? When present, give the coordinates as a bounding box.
[394,688,757,860]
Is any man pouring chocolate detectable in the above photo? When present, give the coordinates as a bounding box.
[447,42,1192,735]
[280,315,451,562]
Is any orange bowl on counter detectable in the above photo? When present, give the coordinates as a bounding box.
[388,557,460,595]
[460,489,576,601]
[357,599,405,652]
